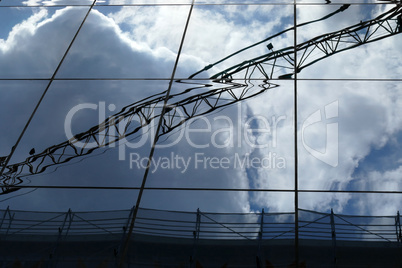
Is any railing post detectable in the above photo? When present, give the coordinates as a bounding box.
[49,208,74,267]
[190,208,201,268]
[115,205,135,267]
[0,206,10,230]
[0,206,14,267]
[63,209,74,238]
[257,208,264,268]
[0,206,15,241]
[395,211,401,243]
[330,209,337,265]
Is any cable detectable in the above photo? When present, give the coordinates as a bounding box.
[0,188,37,202]
[118,1,196,266]
[1,185,402,194]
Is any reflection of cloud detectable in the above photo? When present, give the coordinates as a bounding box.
[1,3,402,216]
[354,166,402,215]
[107,4,293,76]
[22,0,93,6]
[0,6,253,213]
[0,7,89,78]
[239,5,402,214]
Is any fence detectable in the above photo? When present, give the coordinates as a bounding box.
[0,206,401,243]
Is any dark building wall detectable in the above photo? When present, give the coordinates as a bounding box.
[1,234,401,267]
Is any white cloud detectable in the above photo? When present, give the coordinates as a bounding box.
[0,9,48,53]
[238,3,402,214]
[107,4,293,77]
[0,7,90,78]
[21,0,93,6]
[1,3,402,217]
[0,6,254,213]
[353,166,402,215]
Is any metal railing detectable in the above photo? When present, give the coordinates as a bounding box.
[0,206,401,243]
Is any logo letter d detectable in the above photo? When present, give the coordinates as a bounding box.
[301,100,338,167]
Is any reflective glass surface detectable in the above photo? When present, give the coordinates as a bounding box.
[0,0,401,218]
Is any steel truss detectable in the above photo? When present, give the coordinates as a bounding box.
[209,3,402,81]
[0,78,278,193]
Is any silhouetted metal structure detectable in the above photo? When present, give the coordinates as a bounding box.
[0,207,401,267]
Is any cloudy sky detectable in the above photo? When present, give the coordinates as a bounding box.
[0,0,401,217]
